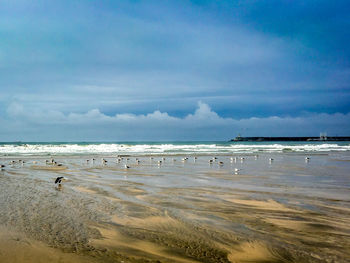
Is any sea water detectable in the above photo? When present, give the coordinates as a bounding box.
[0,141,349,156]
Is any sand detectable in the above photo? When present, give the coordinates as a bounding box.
[30,165,68,170]
[0,153,350,262]
[0,226,101,263]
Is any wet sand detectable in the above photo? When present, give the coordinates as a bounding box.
[0,152,350,262]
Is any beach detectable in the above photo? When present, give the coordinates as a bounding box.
[0,144,350,262]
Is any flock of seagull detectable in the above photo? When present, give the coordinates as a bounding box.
[0,155,311,189]
[0,155,311,170]
[86,154,311,172]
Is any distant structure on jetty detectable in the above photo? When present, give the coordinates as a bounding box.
[231,133,350,142]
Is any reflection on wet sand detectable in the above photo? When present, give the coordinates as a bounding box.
[0,153,350,262]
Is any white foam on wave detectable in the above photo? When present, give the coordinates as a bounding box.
[0,143,349,156]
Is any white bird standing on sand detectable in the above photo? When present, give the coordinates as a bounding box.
[124,164,130,169]
[305,157,310,162]
[269,158,274,163]
[254,155,259,160]
[218,161,224,166]
[234,168,241,174]
[240,157,245,163]
[0,164,5,169]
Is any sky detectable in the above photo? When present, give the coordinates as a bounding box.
[0,0,350,141]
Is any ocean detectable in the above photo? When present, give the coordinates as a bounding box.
[1,141,350,156]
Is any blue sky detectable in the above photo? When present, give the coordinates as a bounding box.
[0,0,349,141]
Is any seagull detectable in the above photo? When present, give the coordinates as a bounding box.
[218,161,224,166]
[240,157,245,163]
[0,164,5,169]
[305,157,310,162]
[209,159,213,164]
[55,176,65,184]
[234,168,241,174]
[124,164,130,169]
[55,176,66,190]
[269,158,274,163]
[254,155,259,160]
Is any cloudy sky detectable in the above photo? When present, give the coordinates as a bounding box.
[1,0,349,141]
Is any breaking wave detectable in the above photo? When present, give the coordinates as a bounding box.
[0,142,349,156]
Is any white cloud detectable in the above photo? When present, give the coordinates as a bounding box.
[2,101,350,141]
[185,101,221,121]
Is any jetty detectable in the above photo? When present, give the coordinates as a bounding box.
[231,135,350,142]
